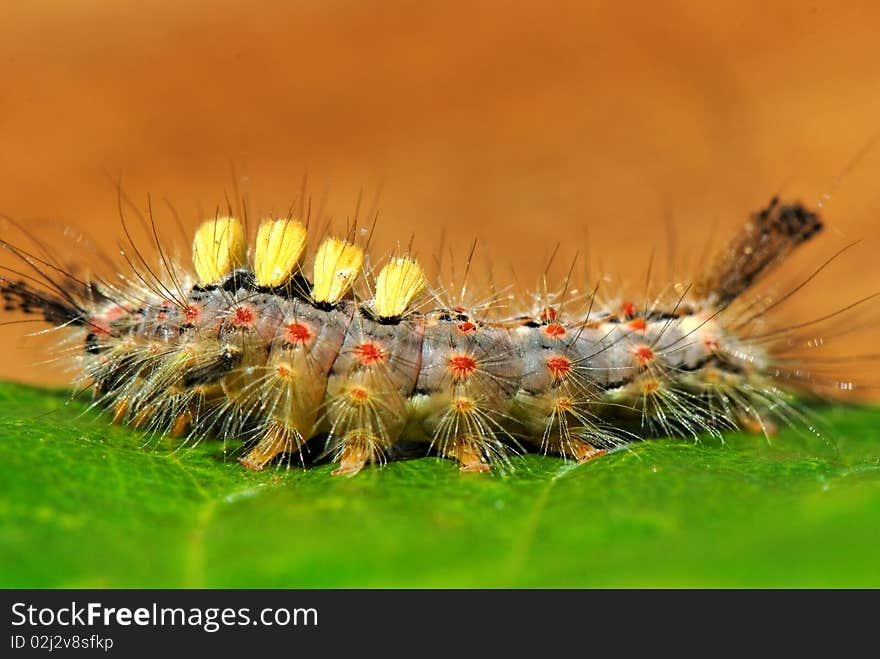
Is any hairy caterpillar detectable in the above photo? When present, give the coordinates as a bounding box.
[0,193,867,475]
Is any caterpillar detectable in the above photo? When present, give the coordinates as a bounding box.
[0,193,863,475]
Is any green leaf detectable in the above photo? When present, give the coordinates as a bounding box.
[1,381,878,588]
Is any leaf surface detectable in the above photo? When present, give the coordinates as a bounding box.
[1,382,878,587]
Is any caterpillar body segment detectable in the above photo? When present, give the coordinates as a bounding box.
[408,311,522,471]
[508,318,612,461]
[245,300,353,469]
[0,198,840,475]
[324,314,425,475]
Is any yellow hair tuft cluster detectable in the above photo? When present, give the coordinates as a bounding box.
[374,256,426,319]
[191,217,247,285]
[311,237,365,304]
[253,217,308,287]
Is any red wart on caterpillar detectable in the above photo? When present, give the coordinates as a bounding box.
[0,197,867,475]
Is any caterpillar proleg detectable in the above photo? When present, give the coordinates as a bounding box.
[0,193,868,475]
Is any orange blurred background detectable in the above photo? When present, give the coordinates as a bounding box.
[1,0,879,389]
